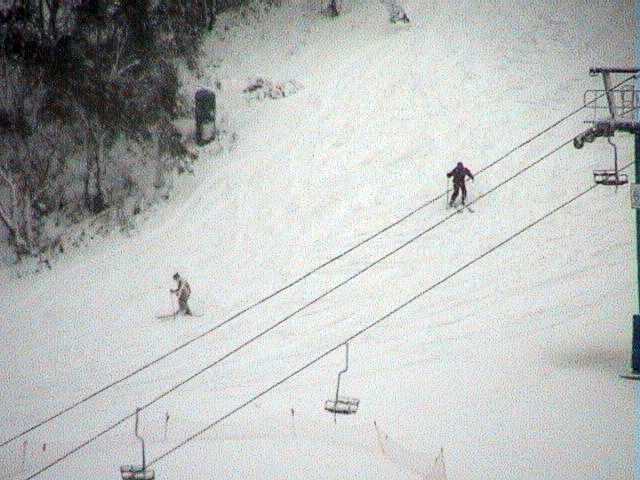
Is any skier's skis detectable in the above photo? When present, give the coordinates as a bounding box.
[620,370,640,380]
[156,312,203,320]
[452,204,473,213]
[456,207,474,213]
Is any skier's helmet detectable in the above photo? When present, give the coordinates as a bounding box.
[457,162,463,168]
[173,272,180,280]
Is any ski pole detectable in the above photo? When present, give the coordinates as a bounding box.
[170,291,176,320]
[445,176,450,209]
[469,177,479,202]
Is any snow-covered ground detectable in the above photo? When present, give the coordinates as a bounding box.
[0,1,637,479]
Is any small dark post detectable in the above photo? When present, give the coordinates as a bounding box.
[195,89,216,145]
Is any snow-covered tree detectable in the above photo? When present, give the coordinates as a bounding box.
[0,0,214,260]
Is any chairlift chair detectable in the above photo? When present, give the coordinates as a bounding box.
[324,343,360,420]
[120,465,155,480]
[593,136,628,187]
[120,408,155,480]
[324,396,360,415]
[593,170,628,186]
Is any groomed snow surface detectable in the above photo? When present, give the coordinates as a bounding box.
[1,1,637,479]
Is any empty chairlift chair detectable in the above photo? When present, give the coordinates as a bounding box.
[120,408,155,480]
[120,465,154,480]
[593,136,628,187]
[324,342,360,421]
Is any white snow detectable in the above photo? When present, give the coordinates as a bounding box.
[0,1,637,479]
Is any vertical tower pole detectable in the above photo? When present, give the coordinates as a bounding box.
[634,4,640,479]
[634,131,640,373]
[634,7,640,374]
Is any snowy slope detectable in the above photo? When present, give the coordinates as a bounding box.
[0,1,637,479]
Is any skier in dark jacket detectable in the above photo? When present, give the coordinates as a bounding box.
[447,162,474,207]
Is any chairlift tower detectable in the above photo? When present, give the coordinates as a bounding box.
[573,67,640,379]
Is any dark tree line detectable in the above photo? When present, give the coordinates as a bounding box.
[0,0,223,259]
[0,0,337,261]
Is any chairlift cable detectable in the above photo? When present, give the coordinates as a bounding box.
[148,158,633,469]
[5,74,634,451]
[21,127,602,480]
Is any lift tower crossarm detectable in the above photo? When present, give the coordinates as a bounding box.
[587,67,639,122]
[589,67,640,75]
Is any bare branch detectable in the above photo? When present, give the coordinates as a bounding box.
[0,201,16,239]
[117,60,140,78]
[0,165,25,252]
[0,164,18,206]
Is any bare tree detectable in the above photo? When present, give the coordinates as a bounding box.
[0,164,33,256]
[0,0,210,260]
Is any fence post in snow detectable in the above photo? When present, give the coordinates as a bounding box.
[290,408,296,438]
[21,440,27,471]
[164,412,170,442]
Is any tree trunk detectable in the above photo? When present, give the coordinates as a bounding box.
[37,0,46,41]
[206,0,216,30]
[83,141,92,210]
[0,201,20,255]
[92,133,106,213]
[22,186,36,252]
[0,170,32,257]
[45,0,59,41]
[123,0,151,53]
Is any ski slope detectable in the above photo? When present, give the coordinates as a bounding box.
[0,1,637,479]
